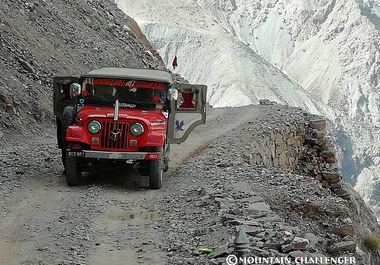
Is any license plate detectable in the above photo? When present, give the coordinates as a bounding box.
[67,151,85,158]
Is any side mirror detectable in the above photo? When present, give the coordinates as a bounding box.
[168,88,178,101]
[70,83,81,98]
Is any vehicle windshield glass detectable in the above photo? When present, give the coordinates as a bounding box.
[80,78,168,109]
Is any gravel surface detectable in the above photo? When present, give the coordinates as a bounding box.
[1,104,380,265]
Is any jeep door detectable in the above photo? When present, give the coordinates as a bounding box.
[167,83,207,144]
[53,76,79,121]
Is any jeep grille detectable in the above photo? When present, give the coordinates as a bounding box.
[100,121,129,150]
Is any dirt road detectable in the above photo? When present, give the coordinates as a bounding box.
[0,105,262,265]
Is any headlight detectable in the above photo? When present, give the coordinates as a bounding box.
[130,122,144,137]
[87,120,102,134]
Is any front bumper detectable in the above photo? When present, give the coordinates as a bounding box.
[67,150,160,160]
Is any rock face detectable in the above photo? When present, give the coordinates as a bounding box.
[0,0,164,144]
[249,101,350,200]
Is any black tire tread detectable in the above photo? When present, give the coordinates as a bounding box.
[65,143,82,186]
[149,147,163,189]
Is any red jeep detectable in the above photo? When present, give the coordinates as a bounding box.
[53,67,207,189]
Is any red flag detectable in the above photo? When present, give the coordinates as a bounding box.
[172,56,178,69]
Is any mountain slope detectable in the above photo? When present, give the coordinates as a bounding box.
[115,0,380,220]
[0,0,163,143]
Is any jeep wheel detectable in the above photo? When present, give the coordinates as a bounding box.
[149,158,163,189]
[163,144,170,172]
[62,106,75,169]
[163,158,169,172]
[65,143,82,186]
[62,106,75,148]
[149,148,164,189]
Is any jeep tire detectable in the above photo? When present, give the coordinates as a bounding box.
[149,147,164,189]
[61,106,76,170]
[163,144,170,172]
[65,143,82,186]
[163,157,169,172]
[62,106,75,149]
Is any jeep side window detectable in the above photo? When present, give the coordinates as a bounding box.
[85,83,95,96]
[178,91,195,109]
[60,84,72,100]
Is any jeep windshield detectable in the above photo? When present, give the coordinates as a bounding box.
[80,78,168,109]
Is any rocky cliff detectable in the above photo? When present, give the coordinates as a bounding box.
[0,0,164,143]
[155,103,380,265]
